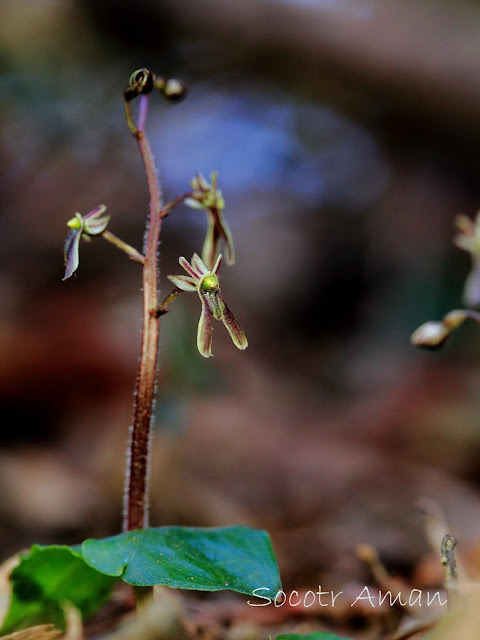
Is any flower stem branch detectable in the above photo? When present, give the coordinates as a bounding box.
[102,230,145,264]
[459,309,480,324]
[161,192,192,218]
[124,94,164,533]
[152,288,184,318]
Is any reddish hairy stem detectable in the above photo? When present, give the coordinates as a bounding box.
[124,95,163,532]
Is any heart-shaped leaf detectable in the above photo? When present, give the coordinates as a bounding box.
[82,526,281,595]
[2,526,280,633]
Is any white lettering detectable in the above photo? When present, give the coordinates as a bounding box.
[427,591,448,607]
[409,589,422,607]
[378,591,407,607]
[248,588,272,606]
[351,586,376,607]
[316,588,332,607]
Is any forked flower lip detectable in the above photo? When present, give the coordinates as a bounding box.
[167,253,247,357]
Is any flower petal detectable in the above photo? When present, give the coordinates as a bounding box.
[221,300,248,350]
[84,204,107,221]
[81,205,110,236]
[191,253,209,276]
[191,172,210,191]
[210,171,218,190]
[63,230,82,280]
[184,197,205,210]
[213,254,223,274]
[167,275,197,292]
[197,297,214,358]
[85,215,111,235]
[179,256,201,280]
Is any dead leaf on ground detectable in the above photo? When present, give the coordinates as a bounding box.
[0,624,62,639]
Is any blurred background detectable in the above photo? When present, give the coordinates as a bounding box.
[3,0,480,621]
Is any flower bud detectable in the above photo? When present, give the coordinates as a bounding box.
[164,78,188,102]
[443,310,467,330]
[411,321,450,349]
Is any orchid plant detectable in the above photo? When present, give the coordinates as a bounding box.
[5,65,403,640]
[62,67,250,531]
[0,69,281,635]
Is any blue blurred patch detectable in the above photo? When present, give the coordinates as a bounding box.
[152,86,388,214]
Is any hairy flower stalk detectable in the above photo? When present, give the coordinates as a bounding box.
[124,93,163,533]
[122,70,187,534]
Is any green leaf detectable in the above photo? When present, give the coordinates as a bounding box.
[82,526,281,596]
[1,526,280,632]
[275,634,354,640]
[1,546,116,634]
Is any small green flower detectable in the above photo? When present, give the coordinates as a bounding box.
[185,172,235,270]
[63,205,110,280]
[167,253,247,358]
